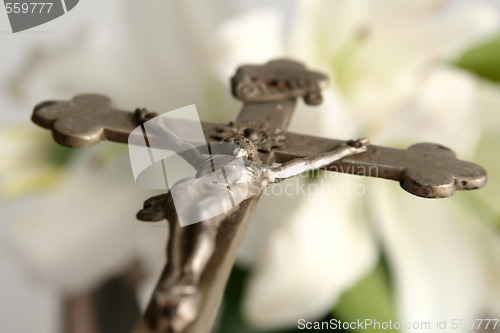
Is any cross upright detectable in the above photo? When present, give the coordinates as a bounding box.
[31,59,487,333]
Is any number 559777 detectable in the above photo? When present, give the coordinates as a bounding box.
[5,2,54,14]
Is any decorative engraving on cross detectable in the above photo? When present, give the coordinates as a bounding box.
[231,59,328,105]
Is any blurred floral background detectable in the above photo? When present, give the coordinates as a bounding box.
[1,0,500,332]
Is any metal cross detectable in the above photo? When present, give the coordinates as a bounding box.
[31,59,487,333]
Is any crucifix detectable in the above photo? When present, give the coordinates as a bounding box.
[31,59,487,333]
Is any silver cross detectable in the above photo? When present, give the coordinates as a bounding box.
[31,59,487,333]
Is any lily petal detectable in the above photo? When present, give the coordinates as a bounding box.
[243,175,378,329]
[5,148,167,296]
[206,8,285,82]
[368,179,500,328]
[374,66,481,157]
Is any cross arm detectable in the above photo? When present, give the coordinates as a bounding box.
[275,132,487,198]
[31,94,225,149]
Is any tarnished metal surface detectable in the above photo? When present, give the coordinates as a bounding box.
[275,132,487,198]
[32,94,139,148]
[158,197,260,333]
[32,93,222,151]
[231,59,328,105]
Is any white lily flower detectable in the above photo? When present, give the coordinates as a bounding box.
[2,0,500,332]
